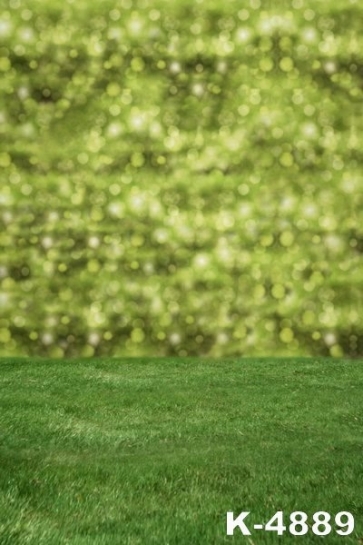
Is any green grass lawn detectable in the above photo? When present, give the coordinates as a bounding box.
[0,357,362,544]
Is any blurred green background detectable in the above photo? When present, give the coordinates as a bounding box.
[0,0,362,358]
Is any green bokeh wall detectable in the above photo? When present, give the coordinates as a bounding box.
[0,0,362,358]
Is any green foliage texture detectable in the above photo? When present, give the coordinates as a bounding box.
[0,0,362,358]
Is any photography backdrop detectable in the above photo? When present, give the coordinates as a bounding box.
[0,0,362,358]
